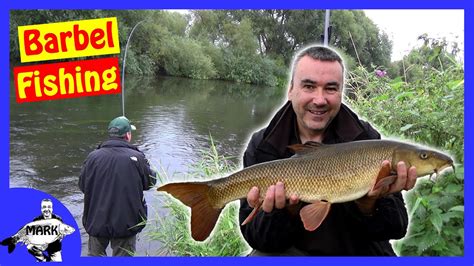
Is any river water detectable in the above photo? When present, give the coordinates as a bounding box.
[9,75,285,256]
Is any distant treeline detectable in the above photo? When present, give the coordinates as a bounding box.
[10,10,459,86]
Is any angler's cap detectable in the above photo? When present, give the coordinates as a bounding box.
[108,116,136,137]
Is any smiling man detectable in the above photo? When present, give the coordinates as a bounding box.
[40,199,53,219]
[288,53,343,144]
[28,199,63,262]
[239,45,417,256]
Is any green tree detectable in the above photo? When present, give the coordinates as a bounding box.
[222,18,258,57]
[202,10,392,68]
[189,10,227,44]
[157,36,216,79]
[331,10,392,68]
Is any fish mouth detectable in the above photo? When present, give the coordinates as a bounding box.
[438,161,455,174]
[431,162,455,180]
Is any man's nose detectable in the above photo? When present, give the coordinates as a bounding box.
[311,88,327,106]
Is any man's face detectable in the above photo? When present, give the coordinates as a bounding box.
[288,56,343,140]
[41,201,53,219]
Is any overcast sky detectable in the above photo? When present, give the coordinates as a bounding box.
[363,9,464,62]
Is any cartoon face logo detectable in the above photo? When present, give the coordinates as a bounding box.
[41,199,53,219]
[1,199,75,262]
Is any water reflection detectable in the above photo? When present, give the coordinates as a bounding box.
[10,75,284,256]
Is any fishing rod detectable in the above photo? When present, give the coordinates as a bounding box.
[323,10,331,46]
[121,19,147,117]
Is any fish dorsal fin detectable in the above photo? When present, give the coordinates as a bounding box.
[288,141,325,156]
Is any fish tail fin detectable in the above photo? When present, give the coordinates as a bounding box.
[1,237,16,253]
[158,183,222,241]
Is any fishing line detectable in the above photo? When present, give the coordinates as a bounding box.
[121,19,147,117]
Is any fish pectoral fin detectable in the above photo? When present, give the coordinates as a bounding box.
[372,162,397,191]
[300,201,331,231]
[241,200,263,226]
[375,161,392,182]
[373,175,397,191]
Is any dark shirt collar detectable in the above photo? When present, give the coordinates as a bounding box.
[323,103,365,144]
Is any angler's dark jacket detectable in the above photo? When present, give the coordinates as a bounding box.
[239,101,408,256]
[79,138,156,238]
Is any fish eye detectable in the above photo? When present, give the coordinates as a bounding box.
[420,152,429,159]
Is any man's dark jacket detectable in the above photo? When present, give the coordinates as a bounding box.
[79,138,156,238]
[239,101,409,256]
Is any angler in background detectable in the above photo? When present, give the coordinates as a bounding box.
[240,45,417,256]
[78,116,156,256]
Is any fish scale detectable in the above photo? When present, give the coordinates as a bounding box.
[158,139,453,241]
[208,141,397,207]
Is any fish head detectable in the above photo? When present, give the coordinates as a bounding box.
[393,144,454,178]
[59,223,75,236]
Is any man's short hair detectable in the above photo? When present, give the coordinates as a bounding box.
[41,199,52,206]
[290,45,345,86]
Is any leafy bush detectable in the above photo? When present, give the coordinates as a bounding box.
[346,59,463,163]
[393,168,464,255]
[121,49,156,76]
[158,36,217,79]
[346,52,464,256]
[221,50,284,87]
[201,42,227,79]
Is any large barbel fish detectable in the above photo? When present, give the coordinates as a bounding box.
[158,139,454,241]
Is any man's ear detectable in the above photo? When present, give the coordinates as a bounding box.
[288,80,294,100]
